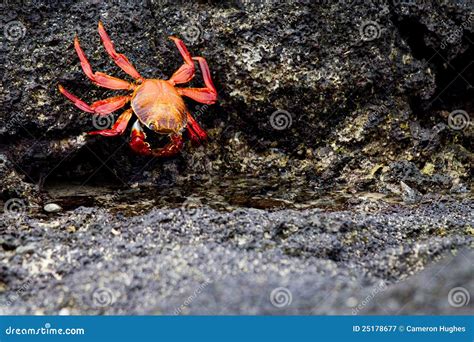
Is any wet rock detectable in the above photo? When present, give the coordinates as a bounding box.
[43,203,62,213]
[400,181,422,204]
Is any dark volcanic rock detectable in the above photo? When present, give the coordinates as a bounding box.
[0,1,472,315]
[0,0,472,196]
[361,248,473,315]
[0,199,472,314]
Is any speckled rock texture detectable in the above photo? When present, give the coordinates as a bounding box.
[0,0,473,314]
[1,0,472,195]
[1,200,472,314]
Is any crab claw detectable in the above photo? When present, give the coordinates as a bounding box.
[130,121,152,155]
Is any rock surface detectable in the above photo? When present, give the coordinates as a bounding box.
[0,0,472,196]
[0,1,473,314]
[0,196,472,314]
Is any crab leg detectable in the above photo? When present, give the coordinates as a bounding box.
[177,57,217,104]
[74,37,133,90]
[186,112,207,144]
[168,36,195,85]
[88,108,133,136]
[153,134,184,157]
[130,121,184,157]
[98,21,143,81]
[58,85,130,115]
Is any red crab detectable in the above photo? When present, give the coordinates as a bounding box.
[58,21,217,157]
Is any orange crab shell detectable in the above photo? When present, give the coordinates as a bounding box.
[131,79,188,134]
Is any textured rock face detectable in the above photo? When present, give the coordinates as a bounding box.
[0,1,472,315]
[1,201,472,314]
[0,0,472,197]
